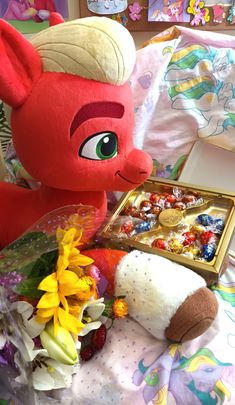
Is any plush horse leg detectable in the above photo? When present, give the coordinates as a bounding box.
[85,249,218,343]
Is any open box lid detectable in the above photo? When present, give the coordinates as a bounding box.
[179,140,235,252]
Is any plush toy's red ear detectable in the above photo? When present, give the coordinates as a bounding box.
[49,12,65,26]
[0,19,42,108]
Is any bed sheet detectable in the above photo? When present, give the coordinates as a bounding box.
[38,256,235,405]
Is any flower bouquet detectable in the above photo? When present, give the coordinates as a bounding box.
[0,205,128,402]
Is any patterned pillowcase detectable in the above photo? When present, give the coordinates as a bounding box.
[0,101,11,155]
[0,101,36,188]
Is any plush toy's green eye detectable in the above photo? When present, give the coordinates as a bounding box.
[79,132,118,160]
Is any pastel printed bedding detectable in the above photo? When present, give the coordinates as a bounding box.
[130,26,235,179]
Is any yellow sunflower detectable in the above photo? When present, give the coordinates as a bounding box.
[36,227,95,335]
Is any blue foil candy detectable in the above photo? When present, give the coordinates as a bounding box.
[197,214,214,226]
[201,244,215,261]
[214,218,225,233]
[135,221,151,233]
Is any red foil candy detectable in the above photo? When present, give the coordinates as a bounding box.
[166,194,176,204]
[123,206,137,216]
[150,206,162,216]
[152,238,167,250]
[182,194,197,204]
[132,210,147,220]
[149,193,161,204]
[174,201,186,210]
[200,230,216,245]
[121,220,134,234]
[182,231,197,246]
[140,200,153,211]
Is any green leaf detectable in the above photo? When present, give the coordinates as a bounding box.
[105,298,115,306]
[5,232,46,251]
[12,251,58,298]
[0,249,58,282]
[27,250,58,279]
[0,232,57,274]
[17,261,38,276]
[13,277,44,299]
[102,310,112,318]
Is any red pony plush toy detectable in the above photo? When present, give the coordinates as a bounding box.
[0,14,152,247]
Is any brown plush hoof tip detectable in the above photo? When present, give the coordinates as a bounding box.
[165,287,218,343]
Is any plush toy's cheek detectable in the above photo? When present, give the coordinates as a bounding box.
[67,147,152,192]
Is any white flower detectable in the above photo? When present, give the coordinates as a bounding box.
[0,298,105,391]
[33,357,80,391]
[78,298,105,336]
[7,300,82,390]
[0,301,46,362]
[15,351,80,391]
[9,301,46,362]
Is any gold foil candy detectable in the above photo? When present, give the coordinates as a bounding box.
[159,208,183,228]
[184,244,201,257]
[168,238,183,254]
[190,225,205,234]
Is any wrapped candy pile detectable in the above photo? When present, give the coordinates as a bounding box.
[150,213,225,262]
[119,187,205,237]
[111,187,225,263]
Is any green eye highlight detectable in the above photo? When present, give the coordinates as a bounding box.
[96,133,117,159]
[79,132,118,160]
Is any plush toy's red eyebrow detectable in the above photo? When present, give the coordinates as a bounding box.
[70,102,125,137]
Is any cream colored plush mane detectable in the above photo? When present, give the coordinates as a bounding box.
[31,17,136,86]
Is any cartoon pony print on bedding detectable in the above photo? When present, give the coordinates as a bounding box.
[211,277,235,308]
[211,274,235,349]
[166,44,235,139]
[133,344,235,404]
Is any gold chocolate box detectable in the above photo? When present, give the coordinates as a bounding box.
[100,177,235,285]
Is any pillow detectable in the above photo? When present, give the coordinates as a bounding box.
[130,25,235,178]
